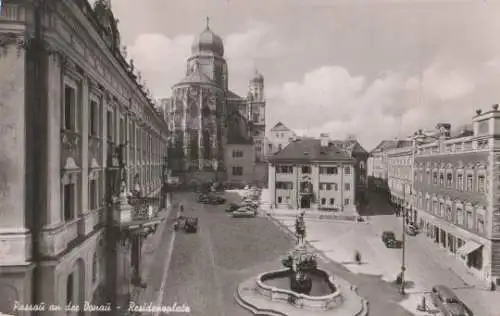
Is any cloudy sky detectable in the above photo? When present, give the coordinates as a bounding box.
[95,0,500,150]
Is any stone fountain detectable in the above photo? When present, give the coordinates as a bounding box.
[235,213,368,315]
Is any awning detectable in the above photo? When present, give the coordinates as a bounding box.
[457,240,483,256]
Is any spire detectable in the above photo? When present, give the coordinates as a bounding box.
[206,16,210,29]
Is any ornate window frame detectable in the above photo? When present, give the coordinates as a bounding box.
[62,75,80,132]
[475,207,486,234]
[464,203,474,230]
[465,166,474,192]
[455,201,464,226]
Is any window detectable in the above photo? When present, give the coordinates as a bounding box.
[63,183,75,221]
[478,174,485,193]
[92,255,98,283]
[446,205,453,221]
[253,113,259,122]
[439,202,444,217]
[320,167,338,175]
[89,179,97,210]
[329,198,334,205]
[232,166,243,176]
[456,207,464,225]
[466,210,473,229]
[277,165,293,173]
[439,173,444,185]
[301,166,311,174]
[457,173,463,191]
[107,110,113,141]
[277,196,282,203]
[466,174,473,192]
[89,100,98,136]
[276,182,293,189]
[63,85,76,130]
[446,173,453,186]
[232,150,243,158]
[344,166,351,175]
[66,273,74,305]
[477,215,485,234]
[432,200,438,214]
[344,198,350,205]
[321,198,326,205]
[344,183,350,191]
[432,171,438,184]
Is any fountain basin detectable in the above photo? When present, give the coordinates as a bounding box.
[256,268,342,311]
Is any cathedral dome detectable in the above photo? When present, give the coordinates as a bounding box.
[191,22,224,57]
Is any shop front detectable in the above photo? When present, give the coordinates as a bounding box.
[418,210,488,280]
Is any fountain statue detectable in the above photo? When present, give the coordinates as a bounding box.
[280,212,317,294]
[235,208,368,315]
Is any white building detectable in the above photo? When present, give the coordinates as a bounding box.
[267,137,356,213]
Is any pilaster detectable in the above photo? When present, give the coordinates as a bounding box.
[268,164,276,207]
[46,53,62,227]
[80,75,89,218]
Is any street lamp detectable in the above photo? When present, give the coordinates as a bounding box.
[398,128,444,295]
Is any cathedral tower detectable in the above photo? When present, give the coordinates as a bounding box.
[247,70,266,160]
[187,18,228,91]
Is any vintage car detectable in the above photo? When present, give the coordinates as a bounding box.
[231,206,257,218]
[431,285,471,316]
[405,224,419,236]
[382,231,397,248]
[241,198,259,208]
[225,203,240,213]
[196,193,226,205]
[183,217,198,233]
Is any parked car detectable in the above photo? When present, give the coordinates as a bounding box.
[232,206,257,218]
[406,224,419,236]
[225,203,240,213]
[382,231,397,248]
[183,217,198,233]
[196,193,226,205]
[430,285,471,316]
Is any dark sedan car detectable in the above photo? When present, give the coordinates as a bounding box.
[197,193,226,205]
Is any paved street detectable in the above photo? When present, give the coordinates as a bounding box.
[270,189,499,316]
[159,192,294,316]
[155,191,420,316]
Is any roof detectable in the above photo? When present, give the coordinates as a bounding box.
[329,140,368,156]
[370,139,412,154]
[174,62,215,86]
[227,90,243,100]
[268,138,355,162]
[270,122,292,132]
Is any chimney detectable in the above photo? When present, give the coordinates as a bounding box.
[319,133,329,147]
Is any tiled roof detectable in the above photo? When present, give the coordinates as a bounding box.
[268,138,355,162]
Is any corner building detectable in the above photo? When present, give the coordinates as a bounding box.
[0,0,168,313]
[166,22,267,186]
[268,138,357,213]
[413,107,500,284]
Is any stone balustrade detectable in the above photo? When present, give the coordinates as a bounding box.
[256,268,343,311]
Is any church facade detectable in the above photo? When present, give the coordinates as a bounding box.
[165,21,267,186]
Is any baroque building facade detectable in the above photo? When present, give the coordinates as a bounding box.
[0,0,168,314]
[412,107,500,284]
[268,137,357,213]
[165,21,267,186]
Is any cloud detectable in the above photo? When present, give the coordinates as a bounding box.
[127,21,282,98]
[269,63,480,150]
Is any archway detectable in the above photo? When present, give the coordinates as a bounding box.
[74,258,86,315]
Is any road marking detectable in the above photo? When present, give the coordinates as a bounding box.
[153,210,177,316]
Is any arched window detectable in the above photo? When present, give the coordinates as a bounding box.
[66,273,74,305]
[203,130,211,159]
[92,255,98,283]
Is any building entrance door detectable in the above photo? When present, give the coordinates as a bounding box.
[300,196,311,209]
